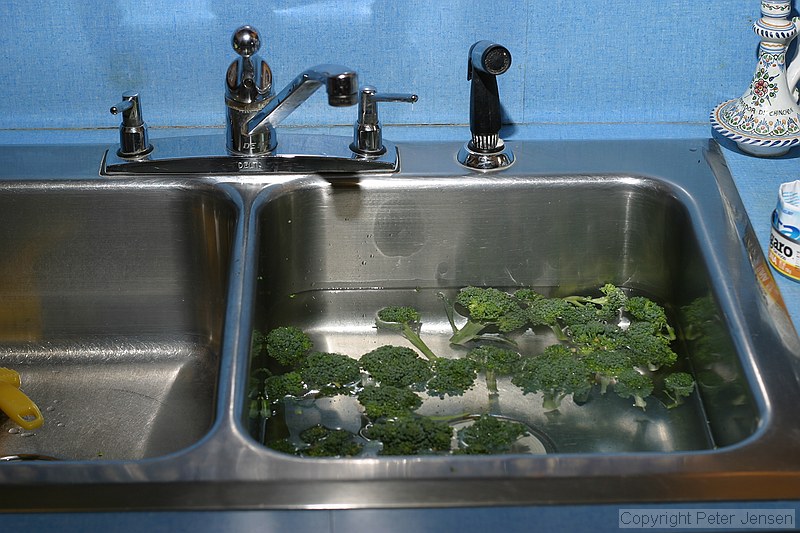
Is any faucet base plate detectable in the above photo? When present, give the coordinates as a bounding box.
[457,141,514,171]
[101,133,399,177]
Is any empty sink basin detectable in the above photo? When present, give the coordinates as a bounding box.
[0,182,235,460]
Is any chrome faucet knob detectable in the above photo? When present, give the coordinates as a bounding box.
[110,92,152,159]
[231,25,260,58]
[226,25,272,107]
[350,86,417,156]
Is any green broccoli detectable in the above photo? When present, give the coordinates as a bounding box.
[299,425,363,457]
[663,372,695,409]
[299,351,361,394]
[622,321,678,371]
[251,329,268,359]
[264,371,304,401]
[264,326,313,366]
[427,358,479,397]
[357,385,423,419]
[359,345,432,388]
[514,288,567,336]
[266,438,297,455]
[512,344,593,411]
[466,345,521,396]
[625,296,675,340]
[375,306,439,361]
[566,320,624,353]
[572,283,628,322]
[456,415,529,455]
[614,368,654,410]
[445,287,528,346]
[583,349,632,394]
[364,416,452,455]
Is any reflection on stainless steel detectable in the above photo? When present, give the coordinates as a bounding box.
[0,138,798,510]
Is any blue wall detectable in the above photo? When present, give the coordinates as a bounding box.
[0,1,762,131]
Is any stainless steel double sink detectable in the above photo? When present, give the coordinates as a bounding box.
[0,137,797,510]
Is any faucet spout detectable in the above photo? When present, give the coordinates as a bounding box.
[245,64,358,137]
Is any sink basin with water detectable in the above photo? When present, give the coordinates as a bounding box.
[0,138,796,510]
[251,176,750,456]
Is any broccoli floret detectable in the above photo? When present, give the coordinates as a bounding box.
[358,385,423,419]
[589,283,628,322]
[622,321,678,371]
[299,425,363,457]
[558,302,604,329]
[584,349,632,394]
[663,371,695,409]
[466,345,521,395]
[359,345,432,388]
[264,371,304,401]
[376,306,439,361]
[625,296,675,340]
[614,368,654,410]
[446,287,527,346]
[525,297,571,341]
[266,438,297,455]
[567,320,623,353]
[251,329,268,359]
[512,344,593,411]
[364,416,452,455]
[299,351,361,394]
[456,415,529,455]
[264,326,313,366]
[427,358,479,397]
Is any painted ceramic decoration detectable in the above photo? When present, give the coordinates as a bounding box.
[711,0,800,156]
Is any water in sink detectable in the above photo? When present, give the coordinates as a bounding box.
[250,286,715,456]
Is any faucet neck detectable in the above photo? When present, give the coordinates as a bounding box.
[246,64,358,134]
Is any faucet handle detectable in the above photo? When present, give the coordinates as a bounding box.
[226,25,272,106]
[350,86,417,156]
[110,92,152,158]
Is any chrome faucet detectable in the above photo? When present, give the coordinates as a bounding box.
[225,26,358,156]
[103,25,411,176]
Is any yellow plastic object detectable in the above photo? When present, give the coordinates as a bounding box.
[0,368,43,430]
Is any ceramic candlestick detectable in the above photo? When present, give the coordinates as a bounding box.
[711,0,800,157]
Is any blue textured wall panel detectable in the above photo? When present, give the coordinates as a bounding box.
[0,0,760,129]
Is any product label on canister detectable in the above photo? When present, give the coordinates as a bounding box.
[770,224,800,280]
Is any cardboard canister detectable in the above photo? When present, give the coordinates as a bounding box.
[769,180,800,282]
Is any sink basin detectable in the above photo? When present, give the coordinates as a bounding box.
[0,181,235,460]
[251,168,753,455]
[0,137,797,510]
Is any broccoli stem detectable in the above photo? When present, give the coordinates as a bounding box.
[450,320,521,347]
[400,324,439,361]
[449,320,487,345]
[596,375,614,395]
[542,391,567,411]
[632,395,647,410]
[438,291,459,334]
[549,324,568,342]
[485,369,498,396]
